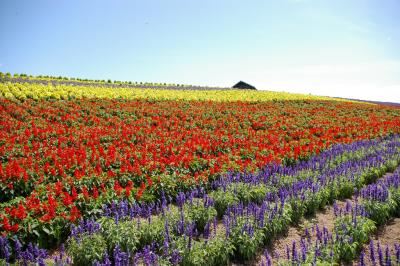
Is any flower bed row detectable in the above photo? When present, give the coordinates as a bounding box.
[1,135,396,265]
[0,82,349,102]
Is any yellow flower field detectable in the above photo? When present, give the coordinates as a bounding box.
[0,82,358,102]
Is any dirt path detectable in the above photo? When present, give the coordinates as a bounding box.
[373,218,400,249]
[353,217,400,265]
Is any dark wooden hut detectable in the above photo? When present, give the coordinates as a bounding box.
[232,81,256,90]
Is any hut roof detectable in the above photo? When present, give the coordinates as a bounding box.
[232,81,256,90]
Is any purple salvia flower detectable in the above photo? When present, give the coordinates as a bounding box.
[345,200,352,214]
[186,223,194,250]
[300,238,307,262]
[370,240,376,265]
[316,224,322,242]
[314,244,321,258]
[170,249,182,265]
[204,221,211,240]
[385,245,392,266]
[133,252,140,266]
[0,237,11,261]
[305,227,310,241]
[329,247,334,259]
[378,242,384,266]
[264,249,272,266]
[359,249,366,266]
[177,209,185,235]
[38,257,46,266]
[286,244,290,260]
[164,219,170,243]
[395,243,400,264]
[53,255,60,265]
[14,238,22,259]
[102,251,112,266]
[176,192,185,209]
[223,215,230,238]
[292,240,298,263]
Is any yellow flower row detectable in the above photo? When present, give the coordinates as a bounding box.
[0,82,356,102]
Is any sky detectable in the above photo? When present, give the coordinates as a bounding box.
[1,0,399,102]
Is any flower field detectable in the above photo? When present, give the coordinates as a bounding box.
[1,81,400,265]
[0,82,355,102]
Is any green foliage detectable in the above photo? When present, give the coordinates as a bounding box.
[363,200,392,226]
[139,217,166,248]
[100,218,140,253]
[185,199,217,232]
[262,204,292,244]
[303,189,330,216]
[228,216,264,261]
[332,215,376,263]
[249,184,270,204]
[209,190,239,218]
[390,188,400,216]
[66,234,107,266]
[228,183,269,205]
[288,197,306,223]
[335,178,355,200]
[178,236,234,266]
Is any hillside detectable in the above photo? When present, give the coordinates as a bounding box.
[1,74,400,266]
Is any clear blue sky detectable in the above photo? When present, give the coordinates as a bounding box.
[1,0,399,102]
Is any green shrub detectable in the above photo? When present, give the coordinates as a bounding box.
[138,216,166,248]
[228,217,264,261]
[262,204,292,244]
[333,215,376,263]
[362,199,395,226]
[209,190,239,218]
[177,236,233,266]
[185,199,217,232]
[67,234,107,266]
[101,219,140,253]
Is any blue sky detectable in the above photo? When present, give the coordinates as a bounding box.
[1,0,399,102]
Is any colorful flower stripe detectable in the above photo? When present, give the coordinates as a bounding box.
[0,82,361,102]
